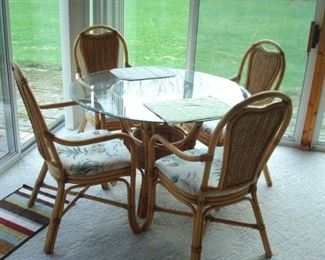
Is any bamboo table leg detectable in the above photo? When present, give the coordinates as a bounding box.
[137,123,152,218]
[137,122,202,218]
[99,113,110,190]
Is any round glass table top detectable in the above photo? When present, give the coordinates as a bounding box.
[70,68,249,124]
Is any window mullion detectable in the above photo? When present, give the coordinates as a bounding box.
[60,0,90,129]
[186,0,200,72]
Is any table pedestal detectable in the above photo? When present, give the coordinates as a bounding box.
[120,120,202,218]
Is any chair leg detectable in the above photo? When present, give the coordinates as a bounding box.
[263,163,272,187]
[44,182,66,254]
[126,173,141,234]
[191,207,205,260]
[78,116,88,133]
[28,161,48,207]
[142,172,157,231]
[251,190,272,258]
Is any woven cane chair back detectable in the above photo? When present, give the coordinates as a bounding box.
[232,40,285,94]
[207,91,292,190]
[73,24,130,77]
[11,62,52,161]
[73,25,130,131]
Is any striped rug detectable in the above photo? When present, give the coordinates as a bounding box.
[0,185,66,259]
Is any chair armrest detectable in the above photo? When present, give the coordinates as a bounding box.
[149,134,209,163]
[39,101,78,110]
[45,131,136,152]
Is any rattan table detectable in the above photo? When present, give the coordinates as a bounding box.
[70,67,248,217]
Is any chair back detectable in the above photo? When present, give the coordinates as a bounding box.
[73,24,130,77]
[233,40,285,94]
[11,62,61,171]
[206,91,292,191]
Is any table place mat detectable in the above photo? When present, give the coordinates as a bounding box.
[110,66,176,81]
[144,96,231,124]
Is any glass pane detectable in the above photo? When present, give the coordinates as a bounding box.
[196,0,317,138]
[0,2,17,164]
[124,0,189,68]
[9,0,64,146]
[0,68,10,161]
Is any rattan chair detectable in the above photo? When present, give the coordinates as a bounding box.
[198,40,285,187]
[143,91,292,259]
[11,62,140,254]
[73,24,130,132]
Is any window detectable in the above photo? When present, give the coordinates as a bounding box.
[0,0,18,170]
[9,0,64,147]
[195,0,317,139]
[99,0,324,148]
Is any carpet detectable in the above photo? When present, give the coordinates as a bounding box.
[0,185,65,259]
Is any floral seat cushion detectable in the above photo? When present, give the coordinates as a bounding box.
[155,147,223,195]
[55,130,131,176]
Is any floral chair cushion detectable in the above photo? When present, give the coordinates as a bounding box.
[55,130,131,176]
[155,147,223,195]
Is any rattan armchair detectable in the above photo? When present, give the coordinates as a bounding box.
[198,39,285,187]
[143,91,292,259]
[73,24,130,132]
[11,62,140,254]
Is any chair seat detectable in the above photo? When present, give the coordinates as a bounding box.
[56,130,131,176]
[155,147,223,195]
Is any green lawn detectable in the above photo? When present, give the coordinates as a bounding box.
[195,0,315,89]
[9,0,61,70]
[125,0,189,68]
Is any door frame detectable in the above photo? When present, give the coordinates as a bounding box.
[0,0,20,173]
[295,1,325,150]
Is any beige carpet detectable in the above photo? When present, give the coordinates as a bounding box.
[0,140,324,259]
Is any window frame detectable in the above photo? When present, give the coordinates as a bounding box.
[0,0,20,173]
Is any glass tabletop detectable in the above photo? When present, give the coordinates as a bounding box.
[70,68,249,124]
